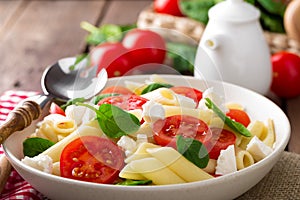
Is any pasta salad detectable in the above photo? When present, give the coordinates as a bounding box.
[21,75,276,186]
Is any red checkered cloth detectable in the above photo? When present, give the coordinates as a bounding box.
[0,90,45,200]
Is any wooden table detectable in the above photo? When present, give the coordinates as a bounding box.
[0,0,299,154]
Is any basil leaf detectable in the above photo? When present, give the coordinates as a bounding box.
[176,135,209,168]
[61,97,86,110]
[91,93,120,105]
[23,138,55,157]
[180,0,217,24]
[141,83,174,94]
[205,98,252,137]
[97,104,140,138]
[116,179,152,186]
[167,42,197,75]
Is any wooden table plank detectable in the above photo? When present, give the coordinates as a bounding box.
[0,0,24,39]
[0,0,106,94]
[100,0,151,25]
[287,97,300,154]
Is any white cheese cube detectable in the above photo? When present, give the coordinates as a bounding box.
[215,145,237,175]
[246,136,273,161]
[22,155,53,173]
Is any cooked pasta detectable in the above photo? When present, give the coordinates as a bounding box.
[235,147,255,170]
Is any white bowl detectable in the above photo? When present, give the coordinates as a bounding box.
[3,75,290,200]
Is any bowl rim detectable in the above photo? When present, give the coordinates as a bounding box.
[3,74,291,190]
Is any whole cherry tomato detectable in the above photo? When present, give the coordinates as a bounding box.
[152,115,211,148]
[271,51,300,98]
[122,29,166,71]
[60,136,124,184]
[90,42,133,77]
[154,0,184,17]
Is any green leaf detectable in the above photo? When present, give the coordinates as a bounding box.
[97,104,140,138]
[61,97,86,110]
[180,0,216,24]
[77,103,140,138]
[140,83,174,95]
[205,98,252,137]
[256,0,287,17]
[23,138,55,157]
[69,54,88,71]
[167,42,197,75]
[116,179,152,186]
[80,21,136,46]
[176,135,209,168]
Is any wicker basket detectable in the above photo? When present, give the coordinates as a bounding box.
[137,6,300,55]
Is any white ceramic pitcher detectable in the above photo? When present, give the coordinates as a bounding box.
[194,0,272,95]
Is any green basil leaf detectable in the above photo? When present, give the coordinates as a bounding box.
[97,104,140,138]
[180,0,216,24]
[205,98,252,137]
[167,42,197,75]
[23,137,55,157]
[60,97,86,110]
[116,179,152,186]
[257,0,287,17]
[141,83,174,94]
[176,135,209,168]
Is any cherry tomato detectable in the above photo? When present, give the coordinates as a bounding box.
[122,29,166,71]
[49,102,65,116]
[271,51,300,98]
[100,86,134,95]
[226,109,251,127]
[60,136,124,184]
[97,94,148,110]
[154,0,184,17]
[170,86,203,106]
[90,42,133,77]
[205,128,236,160]
[152,115,211,148]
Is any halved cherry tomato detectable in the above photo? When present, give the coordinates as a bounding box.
[122,29,166,71]
[49,102,65,116]
[226,109,251,127]
[170,86,203,106]
[152,115,211,148]
[90,42,133,77]
[205,128,236,160]
[100,86,134,95]
[97,94,148,110]
[60,136,124,184]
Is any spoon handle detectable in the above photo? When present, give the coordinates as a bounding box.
[0,100,41,144]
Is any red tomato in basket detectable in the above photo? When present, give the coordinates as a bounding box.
[154,0,184,17]
[271,51,300,98]
[152,115,211,148]
[90,42,133,77]
[122,29,166,71]
[226,109,251,127]
[49,102,65,116]
[98,94,148,111]
[100,86,134,95]
[60,136,124,184]
[205,128,236,160]
[170,86,203,106]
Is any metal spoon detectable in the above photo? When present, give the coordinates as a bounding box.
[0,57,108,144]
